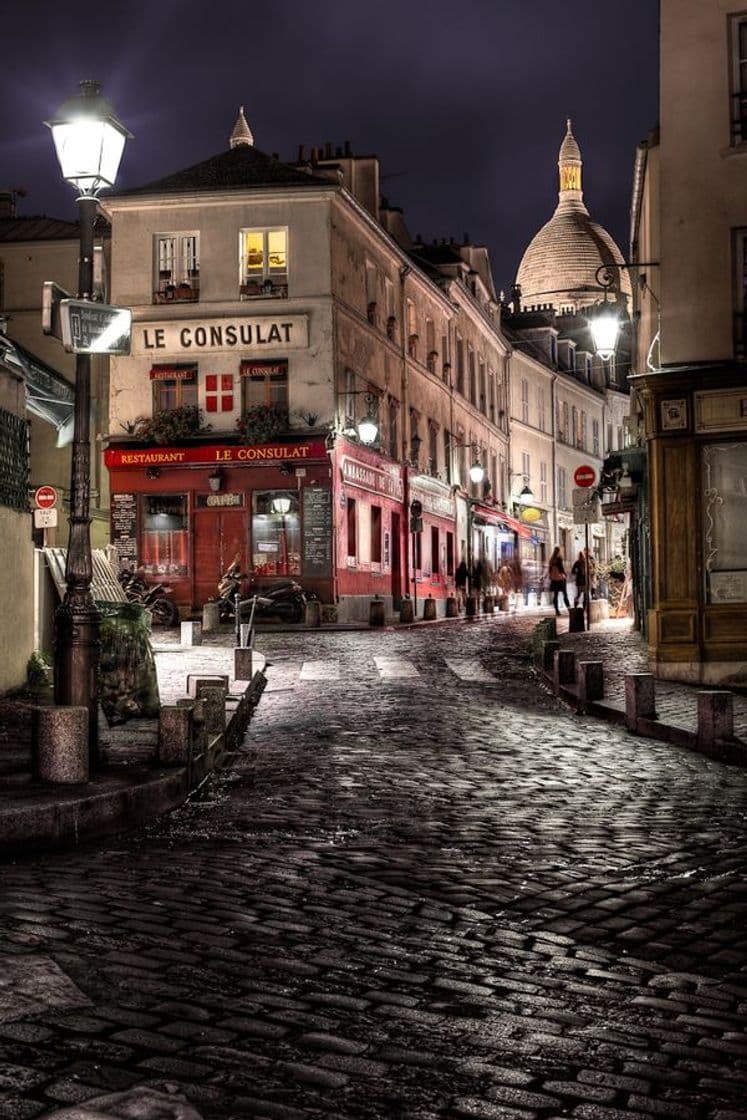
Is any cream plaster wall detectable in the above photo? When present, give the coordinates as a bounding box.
[106,191,337,435]
[659,0,747,364]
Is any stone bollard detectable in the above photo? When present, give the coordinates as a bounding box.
[568,607,586,633]
[399,597,414,624]
[625,673,657,731]
[498,595,509,612]
[578,660,604,704]
[202,600,221,633]
[483,595,495,615]
[423,597,437,621]
[196,684,227,752]
[180,621,202,647]
[553,648,577,692]
[33,706,89,784]
[541,639,560,673]
[369,597,385,627]
[533,618,558,662]
[305,600,322,628]
[466,594,477,620]
[697,691,734,751]
[179,696,206,757]
[445,596,458,618]
[234,647,254,681]
[187,674,229,698]
[158,704,193,766]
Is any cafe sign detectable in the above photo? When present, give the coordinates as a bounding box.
[340,456,403,501]
[105,439,328,469]
[131,314,309,357]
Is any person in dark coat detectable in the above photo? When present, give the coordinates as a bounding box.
[548,546,571,616]
[571,551,586,607]
[455,558,469,612]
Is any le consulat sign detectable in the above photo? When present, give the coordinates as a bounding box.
[132,314,309,356]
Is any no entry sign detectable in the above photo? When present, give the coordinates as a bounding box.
[34,485,58,509]
[573,464,596,488]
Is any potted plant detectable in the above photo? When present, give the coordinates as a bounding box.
[132,406,209,445]
[237,403,288,443]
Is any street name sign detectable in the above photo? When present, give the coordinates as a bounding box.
[34,485,58,509]
[572,487,601,524]
[60,299,132,355]
[573,464,596,488]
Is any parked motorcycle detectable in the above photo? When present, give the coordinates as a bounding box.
[117,568,180,628]
[216,560,313,624]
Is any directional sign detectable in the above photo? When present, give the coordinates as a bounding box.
[60,300,132,355]
[34,485,58,509]
[572,487,601,524]
[573,464,596,488]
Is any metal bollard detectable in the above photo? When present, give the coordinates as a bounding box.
[369,597,385,627]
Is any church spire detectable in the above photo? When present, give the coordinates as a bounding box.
[230,106,254,149]
[558,118,583,201]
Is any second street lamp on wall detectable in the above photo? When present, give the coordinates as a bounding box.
[469,459,485,485]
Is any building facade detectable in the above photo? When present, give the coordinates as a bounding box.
[101,113,516,620]
[631,0,747,683]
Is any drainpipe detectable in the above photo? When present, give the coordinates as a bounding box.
[550,371,558,548]
[399,265,412,604]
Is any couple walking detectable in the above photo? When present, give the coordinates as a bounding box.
[548,546,589,616]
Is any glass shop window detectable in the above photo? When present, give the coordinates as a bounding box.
[347,498,357,560]
[251,490,300,577]
[446,531,454,576]
[141,494,189,577]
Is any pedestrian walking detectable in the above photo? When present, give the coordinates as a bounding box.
[548,546,571,616]
[455,557,469,612]
[571,550,586,608]
[471,558,484,608]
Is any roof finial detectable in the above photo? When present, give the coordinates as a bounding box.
[558,118,582,199]
[230,106,254,149]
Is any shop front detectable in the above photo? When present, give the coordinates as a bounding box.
[332,437,405,621]
[105,437,332,612]
[407,474,458,614]
[469,501,533,596]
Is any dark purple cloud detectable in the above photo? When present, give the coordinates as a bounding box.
[0,0,658,289]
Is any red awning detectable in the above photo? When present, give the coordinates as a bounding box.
[471,503,533,538]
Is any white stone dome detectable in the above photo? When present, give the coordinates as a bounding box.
[516,120,631,312]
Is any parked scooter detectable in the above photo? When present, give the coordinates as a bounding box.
[216,559,312,624]
[117,568,180,628]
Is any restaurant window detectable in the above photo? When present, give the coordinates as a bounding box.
[251,491,300,577]
[446,531,454,576]
[151,364,198,412]
[141,494,188,577]
[240,227,288,298]
[205,374,234,413]
[240,360,289,415]
[371,505,382,565]
[346,498,357,560]
[154,233,199,302]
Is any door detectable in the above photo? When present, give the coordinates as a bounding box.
[193,509,248,607]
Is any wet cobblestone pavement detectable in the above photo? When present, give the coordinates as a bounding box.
[1,618,746,1119]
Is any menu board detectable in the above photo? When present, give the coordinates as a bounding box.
[303,486,332,576]
[111,492,138,568]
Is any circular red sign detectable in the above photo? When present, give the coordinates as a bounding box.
[573,465,596,488]
[34,485,58,509]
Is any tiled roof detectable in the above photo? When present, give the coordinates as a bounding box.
[117,145,333,197]
[0,216,79,242]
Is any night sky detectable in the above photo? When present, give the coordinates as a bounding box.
[1,0,659,291]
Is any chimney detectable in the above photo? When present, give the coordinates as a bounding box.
[510,283,522,314]
[344,139,352,156]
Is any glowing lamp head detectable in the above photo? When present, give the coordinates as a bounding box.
[589,302,620,361]
[469,461,485,485]
[46,80,132,196]
[272,495,292,515]
[517,483,535,506]
[357,416,378,445]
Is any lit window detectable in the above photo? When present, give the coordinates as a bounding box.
[150,364,198,412]
[155,233,199,302]
[205,374,234,413]
[141,494,188,577]
[252,491,300,577]
[240,228,288,297]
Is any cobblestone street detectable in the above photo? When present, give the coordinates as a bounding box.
[1,618,746,1120]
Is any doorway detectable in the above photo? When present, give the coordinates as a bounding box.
[193,508,248,607]
[391,511,402,606]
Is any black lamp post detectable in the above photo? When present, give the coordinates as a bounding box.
[46,81,131,768]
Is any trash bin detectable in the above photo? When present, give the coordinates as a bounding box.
[370,597,385,627]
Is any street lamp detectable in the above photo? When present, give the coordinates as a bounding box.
[588,262,659,361]
[46,81,131,768]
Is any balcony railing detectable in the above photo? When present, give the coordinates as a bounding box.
[153,281,200,304]
[240,279,288,300]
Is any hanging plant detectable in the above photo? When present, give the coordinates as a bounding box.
[236,403,288,444]
[131,406,209,445]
